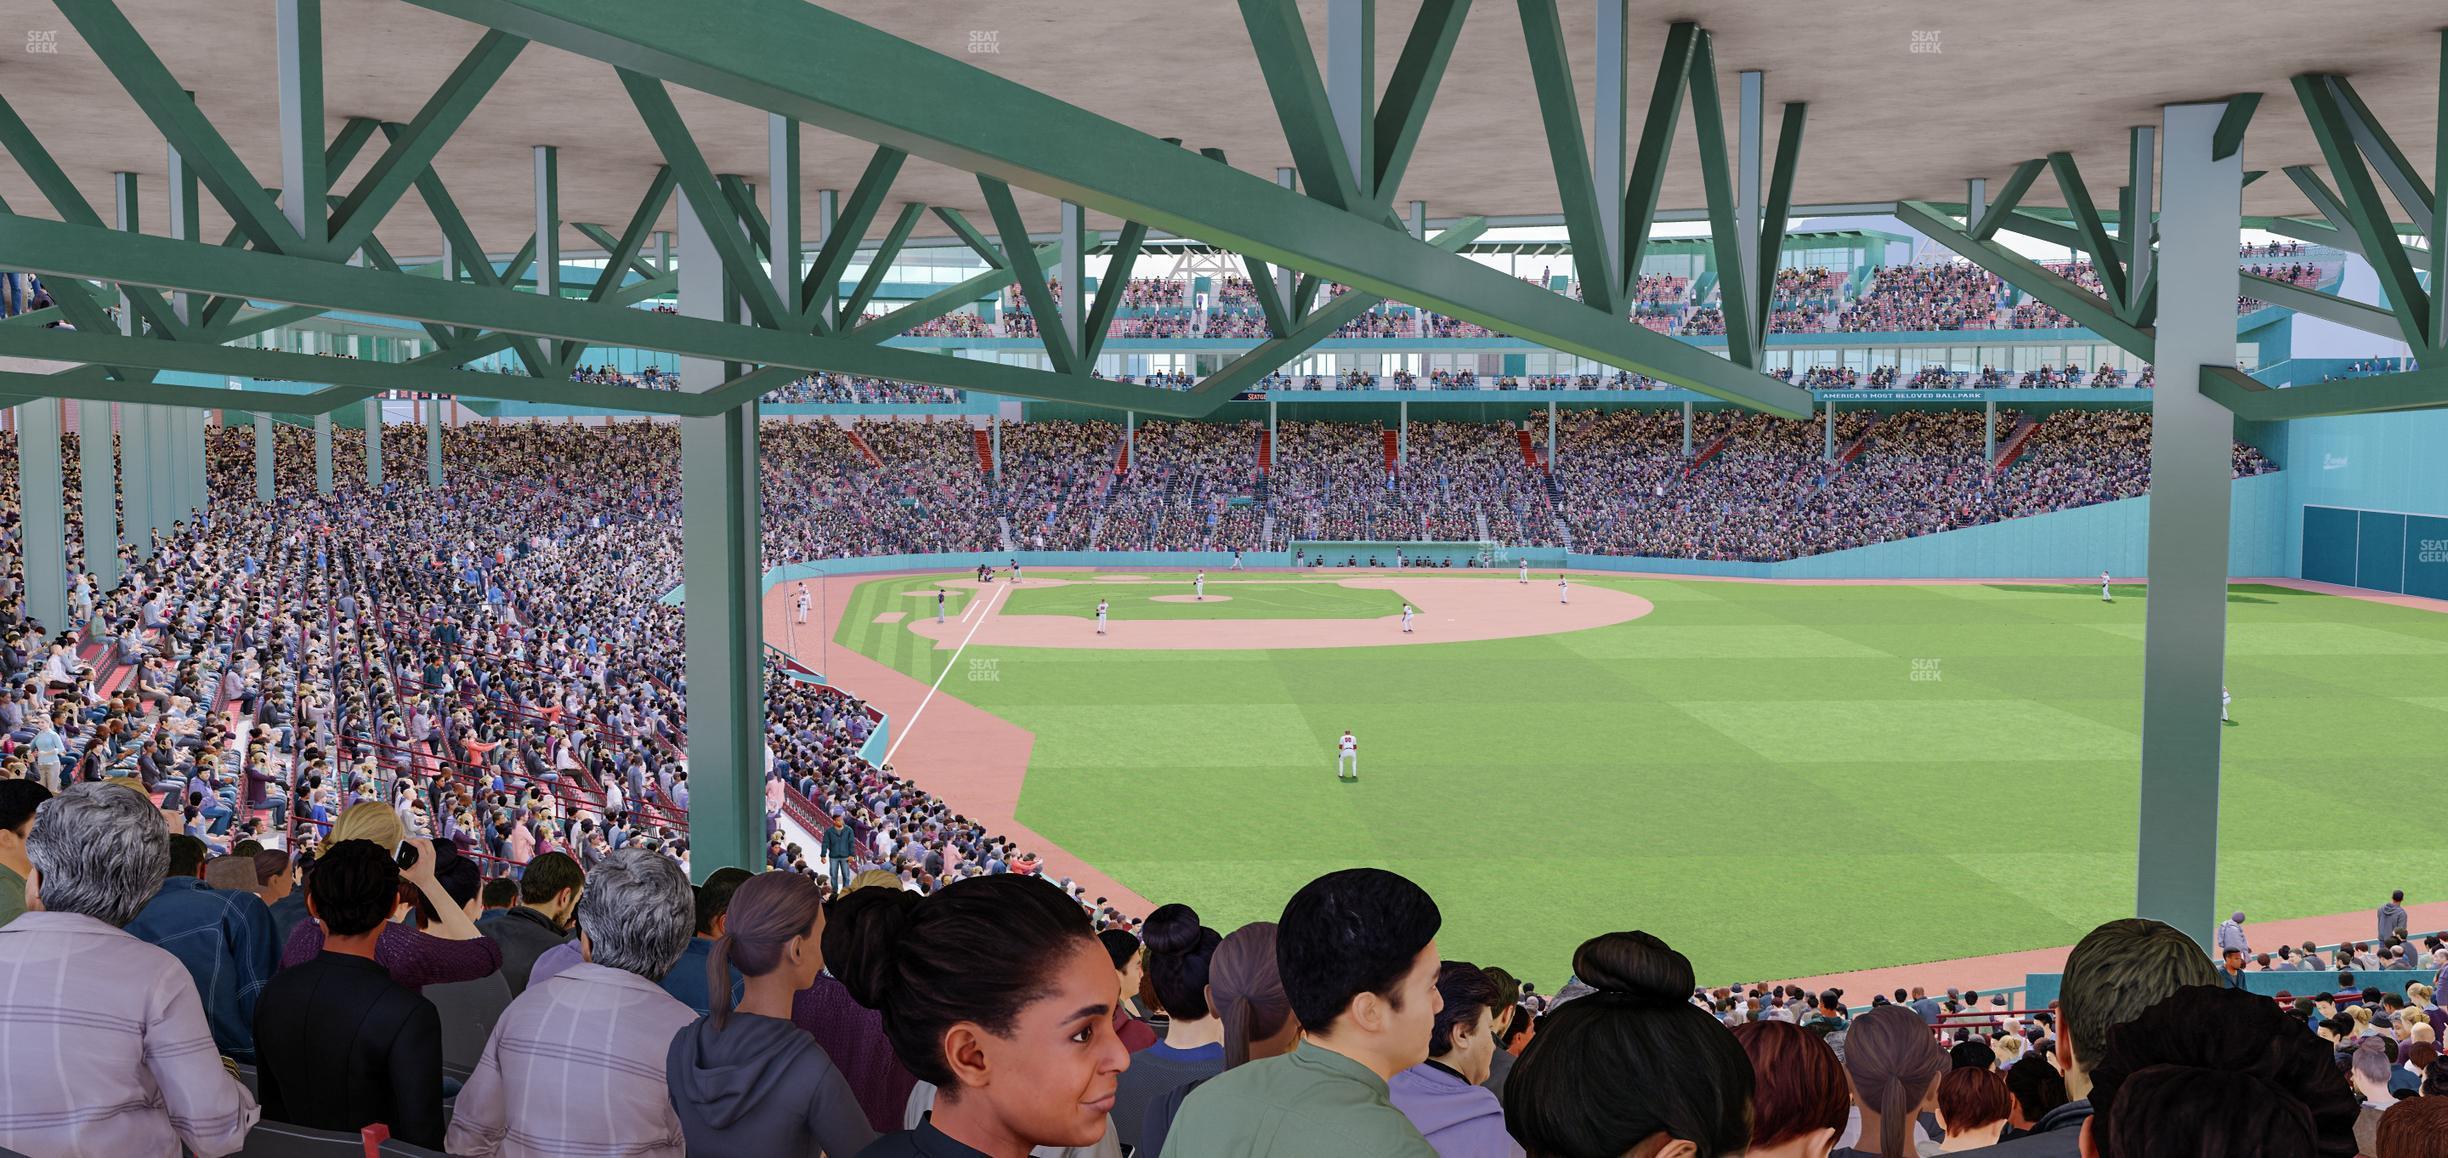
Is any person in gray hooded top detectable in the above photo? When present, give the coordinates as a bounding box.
[666,869,878,1157]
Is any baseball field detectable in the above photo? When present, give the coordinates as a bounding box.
[828,570,2448,984]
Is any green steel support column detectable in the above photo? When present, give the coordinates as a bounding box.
[1984,398,1997,463]
[1547,401,1557,469]
[676,186,765,880]
[1398,399,1408,465]
[1593,0,1627,283]
[2135,100,2243,952]
[186,408,205,518]
[2126,126,2157,325]
[534,145,559,311]
[1822,398,1834,462]
[1060,201,1087,364]
[123,406,152,560]
[426,396,444,486]
[277,0,327,251]
[314,413,334,496]
[989,414,1001,484]
[1273,169,1296,315]
[364,398,383,487]
[1735,70,1765,341]
[255,413,275,504]
[1126,410,1135,464]
[80,400,118,591]
[16,399,67,631]
[1409,200,1426,241]
[768,116,800,324]
[1681,401,1693,457]
[1965,177,1987,235]
[1328,0,1374,194]
[812,189,838,330]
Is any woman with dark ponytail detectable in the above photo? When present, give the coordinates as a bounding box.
[834,874,1132,1158]
[1111,904,1226,1150]
[1502,930,1753,1158]
[665,870,878,1156]
[1135,921,1302,1158]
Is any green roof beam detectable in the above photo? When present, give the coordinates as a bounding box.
[620,69,790,330]
[1236,0,1364,212]
[2046,150,2130,310]
[326,30,525,257]
[799,147,908,328]
[1192,217,1488,400]
[979,176,1078,374]
[2296,74,2432,352]
[2202,364,2448,420]
[1516,0,1616,315]
[1368,0,1471,211]
[1080,219,1149,363]
[1753,101,1807,342]
[1895,199,2154,360]
[1620,21,1698,295]
[840,201,927,325]
[1687,30,1757,366]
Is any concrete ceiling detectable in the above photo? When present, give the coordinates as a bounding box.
[0,0,2436,263]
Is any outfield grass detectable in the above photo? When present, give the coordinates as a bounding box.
[838,574,2448,985]
[1000,579,1411,621]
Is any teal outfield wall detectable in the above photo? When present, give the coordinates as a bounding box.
[663,476,2288,610]
[2276,408,2448,581]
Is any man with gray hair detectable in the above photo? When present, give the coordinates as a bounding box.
[0,783,260,1156]
[448,848,699,1157]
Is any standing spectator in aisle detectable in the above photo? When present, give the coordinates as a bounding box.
[1387,960,1521,1157]
[1114,904,1226,1150]
[486,850,583,995]
[1168,868,1445,1158]
[1732,1020,1850,1157]
[824,817,858,893]
[0,780,49,927]
[832,873,1130,1157]
[0,782,259,1157]
[447,848,699,1158]
[2380,890,2410,944]
[2216,911,2250,958]
[252,839,445,1148]
[666,870,877,1157]
[1987,918,2222,1156]
[1503,930,1751,1158]
[2085,985,2357,1157]
[126,831,278,1063]
[660,866,749,1015]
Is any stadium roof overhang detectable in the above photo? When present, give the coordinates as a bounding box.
[0,0,2442,421]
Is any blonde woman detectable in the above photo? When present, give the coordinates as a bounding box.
[281,802,502,989]
[1990,1032,2027,1070]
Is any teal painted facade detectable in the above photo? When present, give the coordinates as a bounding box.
[2275,407,2448,587]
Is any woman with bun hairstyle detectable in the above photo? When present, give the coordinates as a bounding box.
[796,871,922,1133]
[1502,931,1752,1158]
[1111,904,1226,1150]
[1829,1005,1945,1158]
[833,873,1132,1158]
[666,871,878,1157]
[1136,921,1303,1158]
[1730,1021,1848,1158]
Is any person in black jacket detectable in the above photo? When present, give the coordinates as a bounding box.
[252,838,445,1148]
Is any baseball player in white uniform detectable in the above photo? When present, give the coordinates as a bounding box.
[935,589,947,624]
[1519,560,1529,584]
[1336,730,1358,781]
[1012,560,1024,584]
[2222,685,2231,722]
[796,587,812,624]
[1230,549,1244,571]
[1195,570,1206,601]
[1558,575,1570,604]
[1096,599,1109,635]
[1400,603,1414,633]
[2100,571,2113,602]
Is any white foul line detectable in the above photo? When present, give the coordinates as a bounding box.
[885,580,1009,766]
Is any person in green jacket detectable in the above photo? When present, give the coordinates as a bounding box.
[0,780,50,927]
[1165,868,1445,1158]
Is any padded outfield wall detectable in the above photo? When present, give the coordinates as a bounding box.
[2276,409,2448,597]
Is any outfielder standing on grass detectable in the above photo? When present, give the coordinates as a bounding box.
[935,588,947,624]
[1096,599,1108,635]
[1336,729,1358,782]
[1195,570,1205,601]
[2101,570,2113,602]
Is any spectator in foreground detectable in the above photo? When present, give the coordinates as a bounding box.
[125,831,278,1063]
[1112,903,1226,1150]
[1388,959,1522,1157]
[2084,984,2358,1158]
[1169,867,1446,1158]
[1731,1020,1849,1158]
[2001,1055,2068,1138]
[0,779,51,927]
[2350,1037,2404,1154]
[666,870,876,1156]
[485,850,582,995]
[1479,966,1524,1098]
[1503,930,1751,1158]
[252,838,445,1148]
[447,848,699,1157]
[1100,926,1160,1051]
[1137,920,1302,1158]
[0,782,259,1156]
[283,805,501,990]
[1833,1004,1947,1158]
[1932,1066,2010,1152]
[1987,918,2221,1156]
[795,870,921,1133]
[833,873,1129,1158]
[661,865,749,1014]
[2376,1096,2448,1158]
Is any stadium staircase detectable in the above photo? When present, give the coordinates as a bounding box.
[1990,415,2041,474]
[1515,429,1544,470]
[1834,414,1883,467]
[1552,514,1575,550]
[1087,511,1107,549]
[844,428,884,467]
[997,516,1016,552]
[1381,429,1400,474]
[971,428,995,474]
[1684,432,1731,477]
[1113,441,1130,477]
[1475,510,1492,541]
[1257,429,1272,474]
